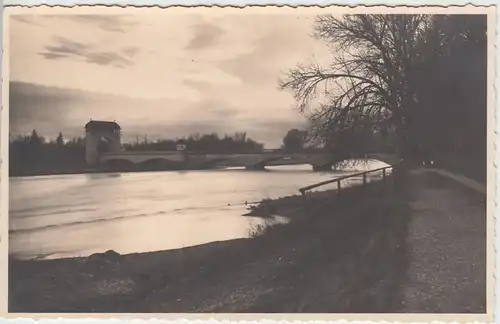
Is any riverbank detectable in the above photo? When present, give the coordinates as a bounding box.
[10,176,413,313]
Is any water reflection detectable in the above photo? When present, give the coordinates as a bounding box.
[84,173,122,180]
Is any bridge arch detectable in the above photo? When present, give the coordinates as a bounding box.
[85,120,121,166]
[137,158,181,171]
[310,153,400,171]
[202,158,230,169]
[246,156,288,170]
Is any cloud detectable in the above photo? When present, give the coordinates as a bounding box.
[7,82,299,147]
[85,51,133,67]
[11,15,41,26]
[122,46,140,58]
[185,21,226,51]
[43,36,90,56]
[47,15,138,33]
[9,81,142,139]
[182,78,213,94]
[186,98,242,119]
[9,12,324,147]
[8,82,240,139]
[215,17,319,85]
[9,82,77,136]
[11,15,139,34]
[39,36,133,68]
[38,52,69,60]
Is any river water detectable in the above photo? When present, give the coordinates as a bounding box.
[9,159,387,260]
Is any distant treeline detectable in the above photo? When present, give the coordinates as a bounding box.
[10,130,87,176]
[9,130,266,176]
[124,132,264,153]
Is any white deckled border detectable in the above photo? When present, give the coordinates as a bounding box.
[0,3,497,324]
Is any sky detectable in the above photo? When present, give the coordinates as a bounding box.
[9,10,333,148]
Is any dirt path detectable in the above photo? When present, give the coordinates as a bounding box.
[398,169,487,313]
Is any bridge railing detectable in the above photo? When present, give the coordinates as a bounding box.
[298,162,401,199]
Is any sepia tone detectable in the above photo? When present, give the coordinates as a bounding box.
[1,5,495,320]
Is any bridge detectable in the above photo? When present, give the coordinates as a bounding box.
[84,120,400,172]
[98,151,400,171]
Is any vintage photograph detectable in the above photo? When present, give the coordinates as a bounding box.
[4,5,493,317]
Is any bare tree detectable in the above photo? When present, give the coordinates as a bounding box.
[280,14,431,159]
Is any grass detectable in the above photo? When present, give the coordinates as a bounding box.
[239,178,412,313]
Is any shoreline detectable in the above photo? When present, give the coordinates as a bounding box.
[9,176,412,313]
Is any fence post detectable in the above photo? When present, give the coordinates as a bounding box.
[383,168,386,185]
[363,173,367,186]
[337,180,341,195]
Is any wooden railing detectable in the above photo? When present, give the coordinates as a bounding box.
[299,163,400,197]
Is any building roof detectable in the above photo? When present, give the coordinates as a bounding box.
[85,120,121,131]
